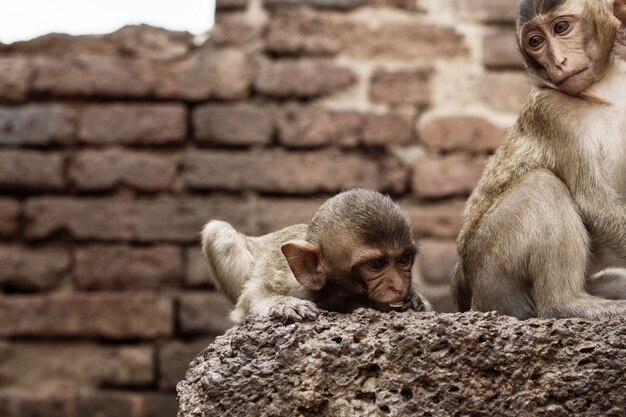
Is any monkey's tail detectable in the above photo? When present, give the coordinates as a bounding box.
[451,261,472,312]
[201,220,255,303]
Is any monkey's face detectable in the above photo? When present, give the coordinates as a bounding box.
[349,247,416,306]
[518,2,618,96]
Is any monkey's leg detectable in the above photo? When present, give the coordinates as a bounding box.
[201,220,255,303]
[470,169,626,319]
[587,268,626,300]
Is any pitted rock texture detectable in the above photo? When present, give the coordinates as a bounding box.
[177,310,626,417]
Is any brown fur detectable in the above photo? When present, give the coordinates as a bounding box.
[202,189,432,323]
[453,0,626,318]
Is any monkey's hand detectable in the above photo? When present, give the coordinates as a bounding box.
[401,291,431,312]
[268,297,321,323]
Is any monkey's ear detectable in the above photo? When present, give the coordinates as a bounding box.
[281,240,326,291]
[615,0,626,45]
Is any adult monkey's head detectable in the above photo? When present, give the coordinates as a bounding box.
[517,0,626,97]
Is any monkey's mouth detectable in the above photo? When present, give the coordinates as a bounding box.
[389,302,405,308]
[555,67,589,85]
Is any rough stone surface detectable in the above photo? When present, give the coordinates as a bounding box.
[178,310,626,417]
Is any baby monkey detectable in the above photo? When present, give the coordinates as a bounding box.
[202,189,431,323]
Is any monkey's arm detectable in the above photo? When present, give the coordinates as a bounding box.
[572,173,626,259]
[230,278,320,323]
[403,281,433,312]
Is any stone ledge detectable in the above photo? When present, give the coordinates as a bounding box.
[177,310,626,416]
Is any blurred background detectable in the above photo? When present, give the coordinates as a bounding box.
[1,0,625,415]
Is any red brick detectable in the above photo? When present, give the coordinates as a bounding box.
[159,340,211,390]
[475,72,529,113]
[277,107,413,148]
[216,0,249,9]
[0,25,192,59]
[0,394,13,417]
[0,245,70,291]
[193,104,275,146]
[254,59,356,98]
[380,156,410,194]
[0,150,65,191]
[13,396,71,417]
[402,200,464,239]
[32,55,154,97]
[370,69,431,105]
[0,199,20,237]
[25,196,255,242]
[136,393,178,417]
[277,107,362,148]
[69,150,178,192]
[455,0,517,22]
[185,247,215,288]
[78,104,186,145]
[74,393,136,417]
[419,116,506,152]
[419,239,457,286]
[183,150,380,194]
[0,104,76,146]
[265,0,365,8]
[483,28,523,68]
[74,245,182,290]
[210,14,263,46]
[108,25,193,60]
[154,47,251,101]
[0,293,173,339]
[0,57,32,102]
[265,0,424,8]
[265,12,467,59]
[362,112,414,146]
[254,197,321,234]
[1,343,153,391]
[178,292,235,336]
[412,154,487,199]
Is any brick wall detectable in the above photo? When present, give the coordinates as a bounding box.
[1,0,625,415]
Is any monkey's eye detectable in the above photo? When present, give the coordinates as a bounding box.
[396,253,413,265]
[368,257,389,270]
[528,35,545,49]
[554,20,570,35]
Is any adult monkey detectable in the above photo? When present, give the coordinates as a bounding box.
[453,0,626,319]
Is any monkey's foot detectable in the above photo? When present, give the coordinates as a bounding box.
[269,298,320,323]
